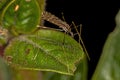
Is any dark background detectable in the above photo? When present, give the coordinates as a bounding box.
[45,0,119,79]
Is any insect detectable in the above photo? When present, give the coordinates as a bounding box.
[41,11,73,36]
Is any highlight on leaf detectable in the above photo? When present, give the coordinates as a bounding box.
[1,0,41,35]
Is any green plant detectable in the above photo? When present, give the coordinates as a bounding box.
[0,0,120,80]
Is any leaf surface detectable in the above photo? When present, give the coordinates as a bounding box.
[1,0,41,34]
[43,57,88,80]
[5,29,84,75]
[0,0,7,10]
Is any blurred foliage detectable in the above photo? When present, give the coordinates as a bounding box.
[92,10,120,80]
[0,57,12,80]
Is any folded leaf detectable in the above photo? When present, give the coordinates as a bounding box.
[92,10,120,80]
[4,29,84,75]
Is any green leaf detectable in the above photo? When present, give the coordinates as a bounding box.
[92,10,120,80]
[4,29,84,75]
[0,57,12,80]
[43,56,88,80]
[1,0,41,34]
